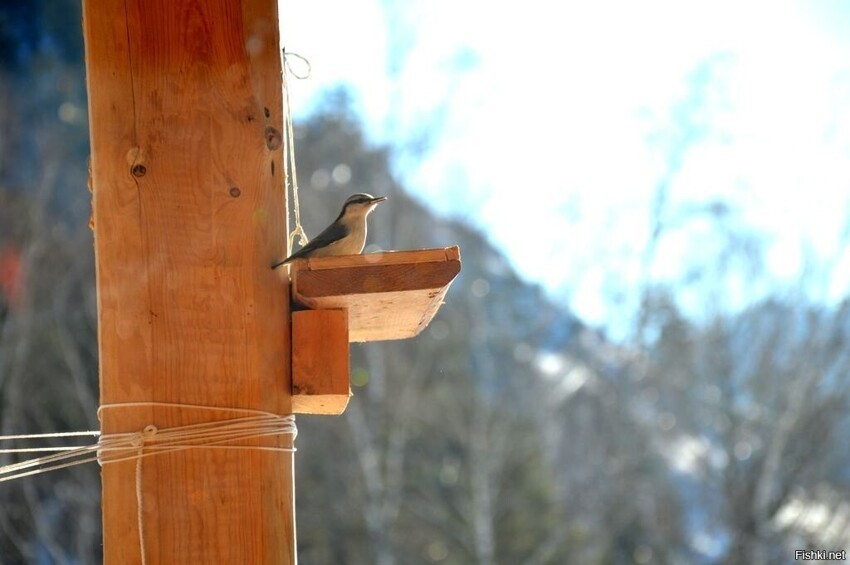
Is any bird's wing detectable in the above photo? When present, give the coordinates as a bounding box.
[273,221,349,267]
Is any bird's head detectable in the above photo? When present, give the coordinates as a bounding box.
[340,193,387,218]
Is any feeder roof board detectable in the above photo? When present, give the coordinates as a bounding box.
[289,246,461,342]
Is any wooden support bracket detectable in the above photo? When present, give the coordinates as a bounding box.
[291,309,351,415]
[289,246,460,414]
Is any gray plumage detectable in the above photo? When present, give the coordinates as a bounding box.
[272,193,387,268]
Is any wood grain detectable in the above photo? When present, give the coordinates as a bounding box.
[83,0,294,562]
[290,247,461,342]
[291,309,351,414]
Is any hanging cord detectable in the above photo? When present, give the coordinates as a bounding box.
[282,49,312,252]
[134,424,156,565]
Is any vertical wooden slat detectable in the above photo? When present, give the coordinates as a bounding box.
[82,0,294,562]
[292,309,351,414]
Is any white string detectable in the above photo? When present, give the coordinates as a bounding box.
[282,49,310,252]
[0,447,95,453]
[0,402,297,481]
[283,51,311,79]
[0,431,99,440]
[135,425,154,565]
[0,430,100,453]
[0,402,298,565]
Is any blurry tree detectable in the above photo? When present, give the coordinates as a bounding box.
[0,1,100,563]
[290,99,582,564]
[623,51,850,563]
[623,288,850,563]
[3,3,850,565]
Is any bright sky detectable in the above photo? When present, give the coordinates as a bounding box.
[279,0,850,332]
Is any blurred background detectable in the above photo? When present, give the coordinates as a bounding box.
[2,0,850,563]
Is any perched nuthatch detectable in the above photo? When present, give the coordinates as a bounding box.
[272,193,387,268]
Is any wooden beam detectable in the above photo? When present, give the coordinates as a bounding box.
[291,309,351,414]
[290,247,461,342]
[82,1,294,562]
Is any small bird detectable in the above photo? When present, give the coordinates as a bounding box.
[272,193,387,268]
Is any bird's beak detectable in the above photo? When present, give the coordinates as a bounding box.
[371,196,388,204]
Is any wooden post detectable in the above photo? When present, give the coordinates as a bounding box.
[82,1,294,563]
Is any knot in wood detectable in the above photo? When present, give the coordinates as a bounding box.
[264,126,283,150]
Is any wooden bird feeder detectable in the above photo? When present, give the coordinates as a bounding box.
[289,246,461,414]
